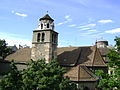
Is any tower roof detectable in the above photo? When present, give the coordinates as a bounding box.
[96,38,108,42]
[39,14,54,21]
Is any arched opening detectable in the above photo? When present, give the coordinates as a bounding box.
[41,23,43,29]
[47,23,49,28]
[42,33,45,42]
[37,33,40,42]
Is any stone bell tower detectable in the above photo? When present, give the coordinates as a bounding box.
[31,14,58,63]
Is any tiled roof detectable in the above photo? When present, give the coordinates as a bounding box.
[64,65,99,81]
[39,14,54,21]
[57,46,107,67]
[5,46,107,67]
[6,48,31,62]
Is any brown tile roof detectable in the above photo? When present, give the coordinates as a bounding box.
[5,46,107,67]
[57,47,81,66]
[64,65,99,82]
[5,48,31,62]
[57,46,107,67]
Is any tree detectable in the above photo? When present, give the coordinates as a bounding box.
[0,39,12,60]
[96,37,120,90]
[0,60,22,90]
[0,59,77,90]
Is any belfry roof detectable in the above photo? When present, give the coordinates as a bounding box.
[39,14,54,21]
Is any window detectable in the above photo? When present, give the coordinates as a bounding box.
[42,33,45,42]
[37,33,40,42]
[41,23,43,29]
[47,23,49,28]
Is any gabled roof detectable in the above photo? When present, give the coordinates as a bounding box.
[64,65,99,82]
[39,14,54,21]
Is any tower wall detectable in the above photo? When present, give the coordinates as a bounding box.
[31,14,58,63]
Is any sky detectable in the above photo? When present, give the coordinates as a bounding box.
[0,0,120,47]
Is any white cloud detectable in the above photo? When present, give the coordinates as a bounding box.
[105,28,120,34]
[57,15,72,26]
[79,27,90,31]
[77,24,96,28]
[11,10,28,17]
[80,30,104,38]
[98,19,113,24]
[80,30,98,36]
[15,12,28,17]
[65,15,72,22]
[68,24,76,27]
[65,15,70,19]
[0,32,31,47]
[88,30,97,32]
[57,22,64,26]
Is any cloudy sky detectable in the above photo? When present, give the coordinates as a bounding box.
[0,0,120,47]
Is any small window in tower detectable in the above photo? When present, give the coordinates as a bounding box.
[41,23,43,29]
[47,23,49,28]
[42,33,45,42]
[37,33,40,42]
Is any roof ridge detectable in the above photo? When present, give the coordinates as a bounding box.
[58,46,93,48]
[92,46,97,67]
[74,48,82,66]
[97,47,107,66]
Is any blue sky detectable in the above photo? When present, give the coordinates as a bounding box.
[0,0,120,47]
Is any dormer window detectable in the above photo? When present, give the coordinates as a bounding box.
[47,23,49,28]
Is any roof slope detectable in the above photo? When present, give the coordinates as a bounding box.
[64,65,99,81]
[6,48,31,62]
[92,47,107,67]
[57,46,107,67]
[5,46,107,67]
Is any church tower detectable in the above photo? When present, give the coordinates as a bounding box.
[31,14,58,63]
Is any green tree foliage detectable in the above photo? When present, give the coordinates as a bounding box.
[0,39,12,60]
[96,37,120,90]
[0,61,22,90]
[0,59,77,90]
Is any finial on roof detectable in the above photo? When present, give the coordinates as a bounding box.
[47,11,48,14]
